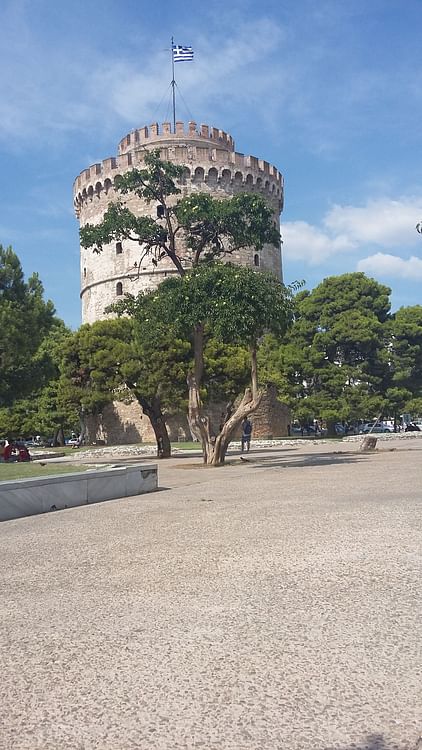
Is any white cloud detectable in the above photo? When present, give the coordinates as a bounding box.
[282,221,354,264]
[283,196,422,265]
[87,18,288,126]
[325,198,422,247]
[357,253,422,280]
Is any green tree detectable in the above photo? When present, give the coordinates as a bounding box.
[387,304,422,423]
[0,246,73,440]
[59,319,135,446]
[122,305,250,456]
[0,320,76,443]
[58,317,193,456]
[0,245,57,408]
[390,305,422,395]
[31,322,77,444]
[264,273,393,434]
[121,264,294,464]
[59,314,251,458]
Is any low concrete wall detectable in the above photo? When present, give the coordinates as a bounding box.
[0,464,158,522]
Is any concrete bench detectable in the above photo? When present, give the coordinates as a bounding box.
[0,464,158,522]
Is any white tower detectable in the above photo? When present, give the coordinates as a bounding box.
[74,120,284,324]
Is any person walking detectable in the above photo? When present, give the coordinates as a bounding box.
[241,417,253,453]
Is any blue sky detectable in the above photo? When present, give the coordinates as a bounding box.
[1,0,421,329]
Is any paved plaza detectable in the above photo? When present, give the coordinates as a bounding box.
[1,439,421,749]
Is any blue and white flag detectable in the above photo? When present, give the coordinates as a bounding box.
[173,44,194,62]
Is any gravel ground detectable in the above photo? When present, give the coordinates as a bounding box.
[1,439,421,750]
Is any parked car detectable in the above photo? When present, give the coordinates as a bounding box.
[360,422,393,434]
[22,436,55,448]
[334,423,358,435]
[405,422,421,432]
[66,437,80,446]
[291,424,318,436]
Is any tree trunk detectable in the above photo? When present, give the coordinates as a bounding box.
[186,371,214,463]
[326,420,337,438]
[52,425,65,447]
[210,387,263,465]
[187,341,263,466]
[135,393,171,458]
[79,410,88,445]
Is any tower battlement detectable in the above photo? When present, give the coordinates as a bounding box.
[118,121,234,155]
[73,122,283,218]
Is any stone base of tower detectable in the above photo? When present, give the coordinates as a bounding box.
[84,386,291,446]
[246,386,291,440]
[84,401,192,445]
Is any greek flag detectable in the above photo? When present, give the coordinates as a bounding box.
[173,44,194,62]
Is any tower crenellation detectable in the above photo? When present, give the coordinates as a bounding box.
[74,121,284,324]
[117,121,235,155]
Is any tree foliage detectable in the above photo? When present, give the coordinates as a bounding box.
[141,263,292,345]
[116,264,294,463]
[0,246,74,440]
[59,311,251,456]
[0,245,57,407]
[262,273,395,430]
[390,305,422,395]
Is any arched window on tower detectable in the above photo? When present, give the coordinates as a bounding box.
[234,171,243,187]
[180,167,190,185]
[207,167,218,186]
[116,282,123,296]
[221,169,231,186]
[193,167,205,184]
[116,242,123,254]
[254,253,260,267]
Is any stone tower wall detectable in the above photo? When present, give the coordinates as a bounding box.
[85,385,291,446]
[73,121,284,324]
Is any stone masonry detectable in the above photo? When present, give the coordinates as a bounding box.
[85,385,290,445]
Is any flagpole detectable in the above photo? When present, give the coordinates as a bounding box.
[171,36,176,133]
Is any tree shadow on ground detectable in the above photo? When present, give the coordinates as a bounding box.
[239,449,373,470]
[74,448,371,471]
[324,734,421,750]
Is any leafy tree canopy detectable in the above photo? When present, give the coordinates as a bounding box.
[295,272,391,328]
[133,263,294,348]
[261,272,393,428]
[390,305,422,396]
[0,245,61,410]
